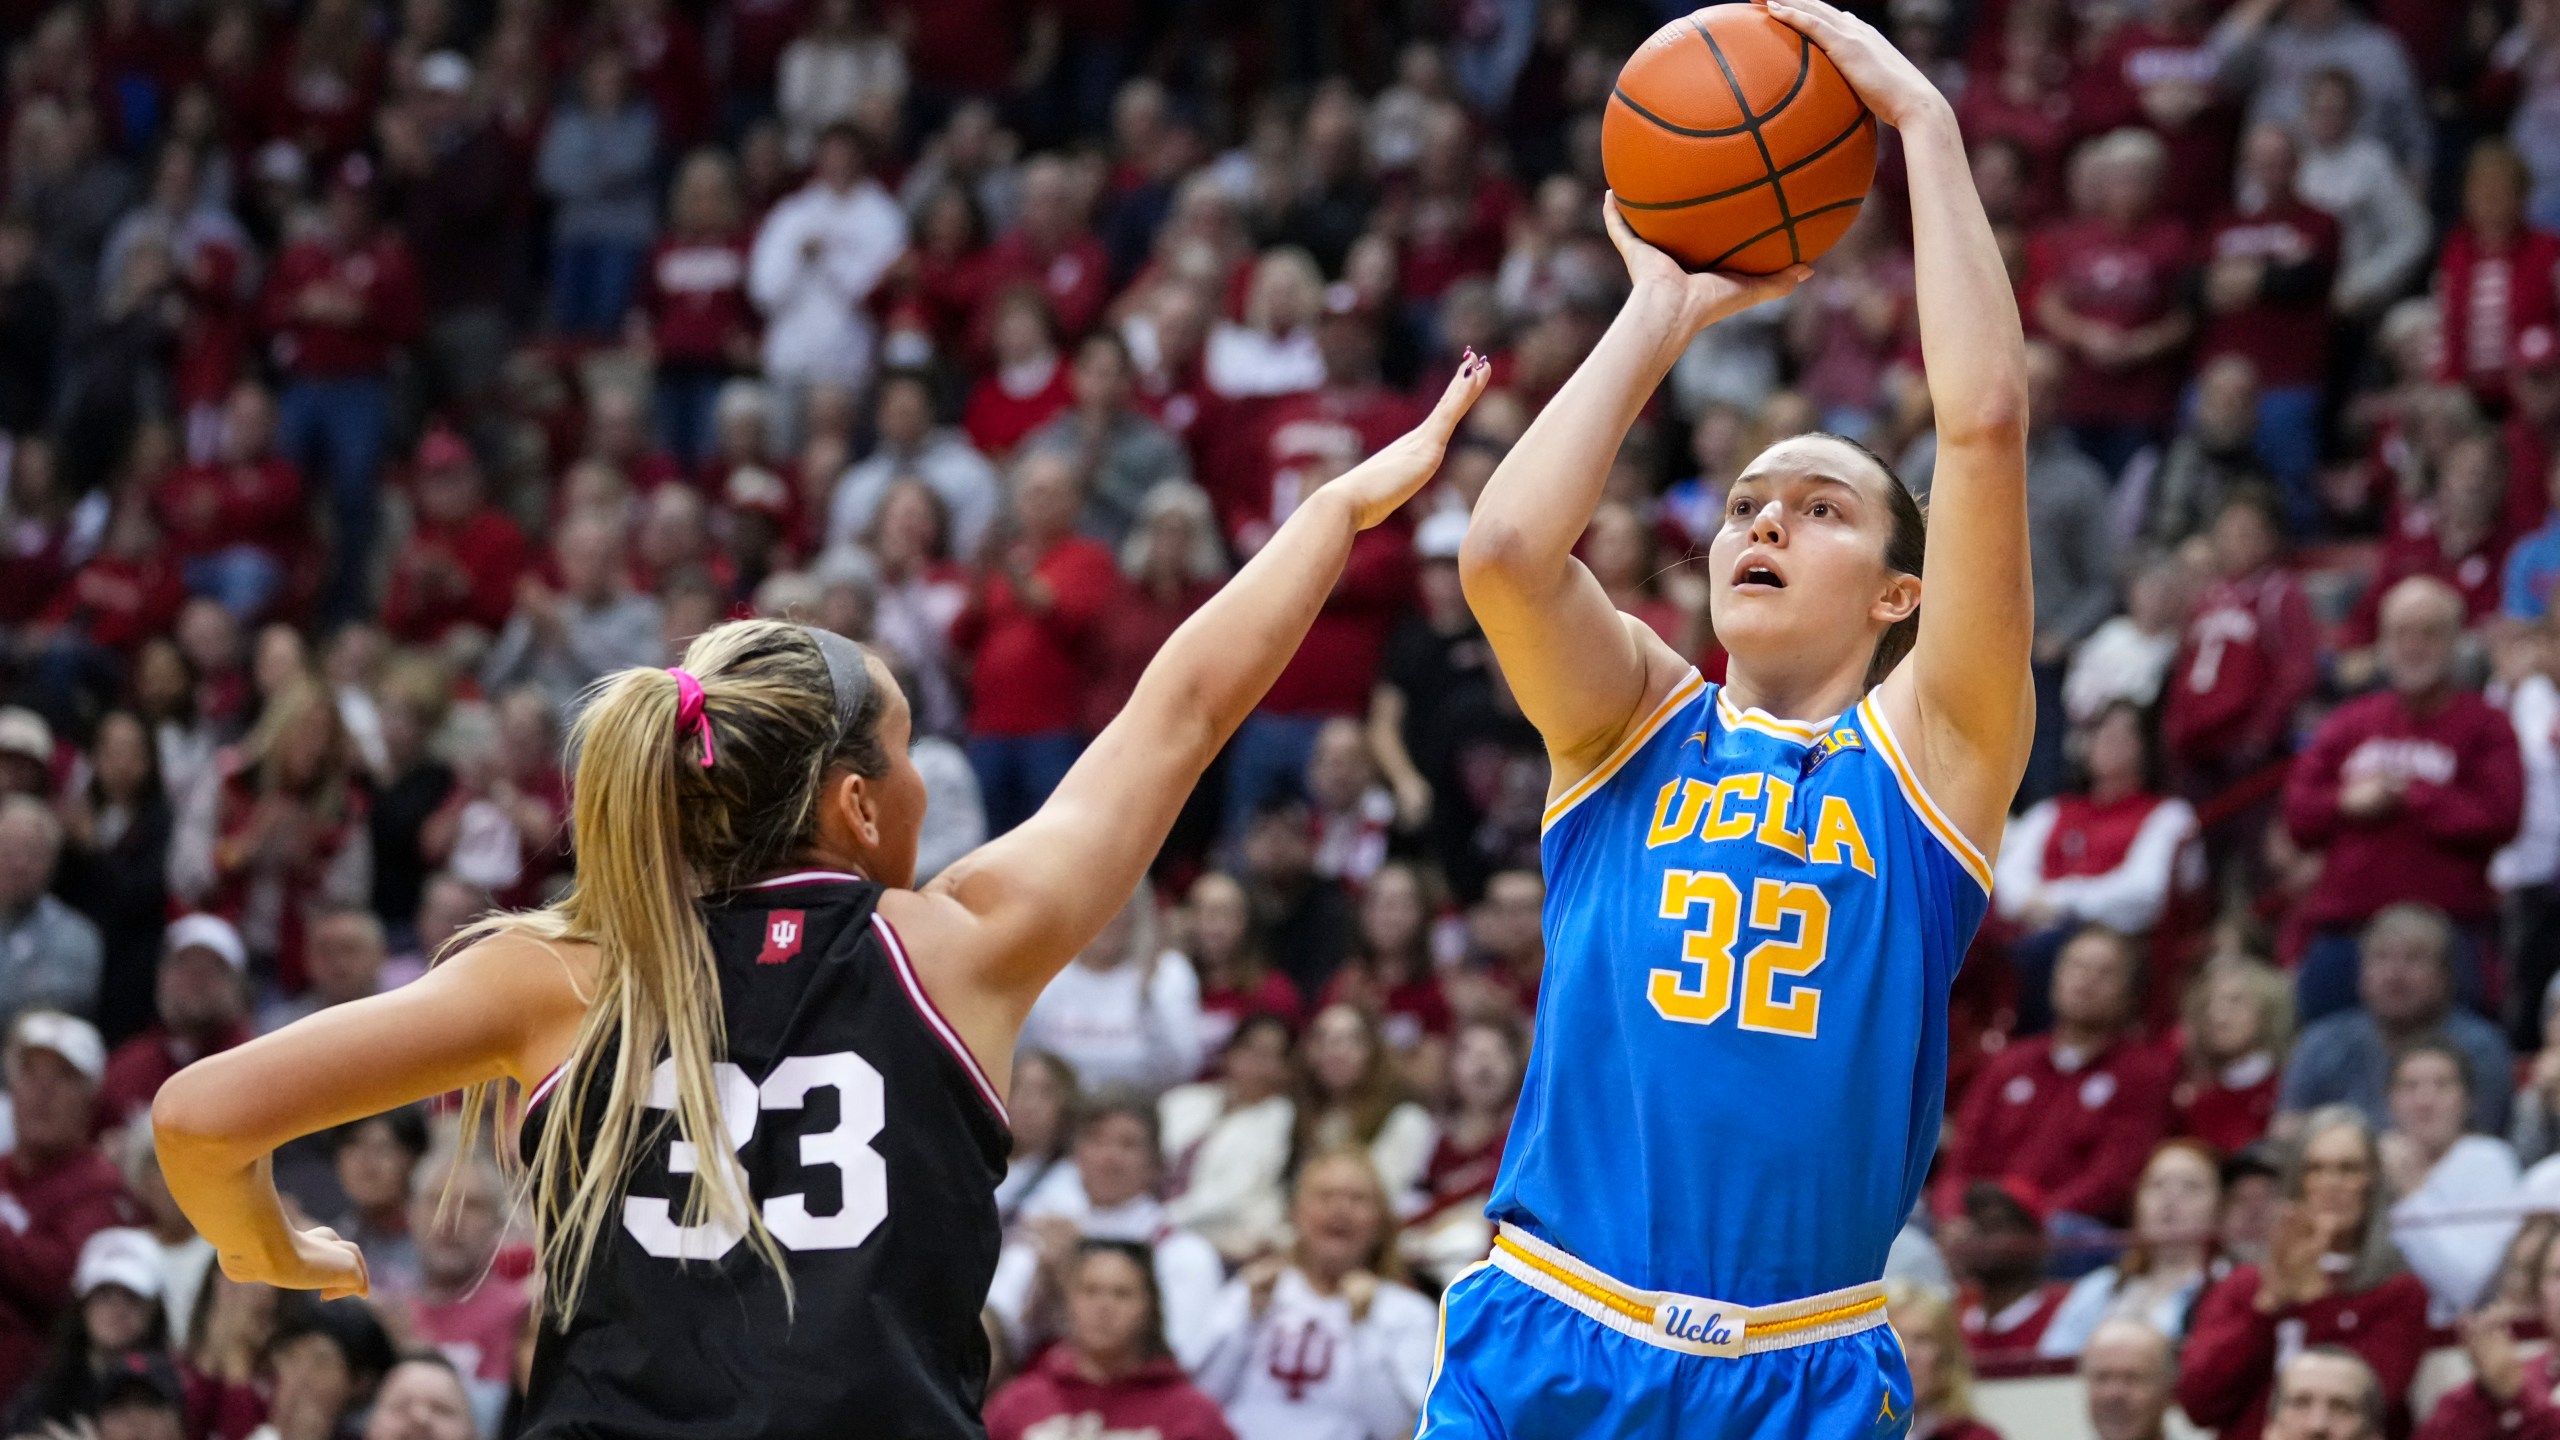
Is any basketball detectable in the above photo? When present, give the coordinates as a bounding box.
[1603,3,1878,274]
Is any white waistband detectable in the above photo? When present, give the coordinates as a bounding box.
[1487,1223,1891,1359]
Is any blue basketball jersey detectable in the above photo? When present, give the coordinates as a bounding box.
[1487,671,1992,1305]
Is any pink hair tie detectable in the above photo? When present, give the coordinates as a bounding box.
[667,668,716,768]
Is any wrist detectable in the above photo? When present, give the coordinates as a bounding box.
[1889,94,1958,138]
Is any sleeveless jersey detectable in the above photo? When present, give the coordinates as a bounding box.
[1487,674,1992,1305]
[521,872,1010,1440]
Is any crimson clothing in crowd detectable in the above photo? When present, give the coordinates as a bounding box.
[0,1148,139,1400]
[37,551,185,655]
[1914,1423,2005,1440]
[1319,967,1455,1054]
[962,359,1075,456]
[1954,78,2077,224]
[2282,687,2525,929]
[2345,521,2510,645]
[885,0,1018,95]
[1959,1282,2068,1361]
[608,7,713,148]
[2508,412,2560,545]
[1937,1033,2176,1224]
[0,512,68,625]
[639,235,755,364]
[2162,568,2320,774]
[1199,971,1307,1056]
[155,455,305,563]
[2199,200,2341,391]
[1209,386,1425,558]
[1411,1127,1507,1228]
[97,1022,252,1132]
[1087,578,1218,733]
[257,230,428,379]
[2437,226,2560,410]
[2178,1267,2430,1440]
[977,231,1115,342]
[2027,215,2196,429]
[2076,21,2240,222]
[950,536,1120,736]
[1260,524,1416,718]
[381,509,533,643]
[2171,1051,2281,1156]
[200,761,370,994]
[2418,1346,2560,1440]
[983,1347,1236,1440]
[1387,176,1517,303]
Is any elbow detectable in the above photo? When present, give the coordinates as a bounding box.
[150,1064,249,1171]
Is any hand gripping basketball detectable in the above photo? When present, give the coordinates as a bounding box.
[1602,192,1810,335]
[1763,0,1953,131]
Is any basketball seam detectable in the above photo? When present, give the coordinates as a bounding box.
[1609,86,1757,139]
[1688,19,1808,265]
[1604,21,1813,140]
[1614,109,1873,212]
[1700,194,1865,271]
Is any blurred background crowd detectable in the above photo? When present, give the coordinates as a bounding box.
[0,0,2558,1431]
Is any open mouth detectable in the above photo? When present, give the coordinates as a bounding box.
[1730,556,1787,590]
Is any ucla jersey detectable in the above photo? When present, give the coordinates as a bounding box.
[1487,672,1991,1305]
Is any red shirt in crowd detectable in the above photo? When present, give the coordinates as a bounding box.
[381,508,532,644]
[1197,971,1307,1060]
[1958,1282,2069,1364]
[2027,214,2196,429]
[1410,1125,1508,1229]
[2417,1346,2560,1440]
[950,535,1120,736]
[0,1147,139,1400]
[2198,199,2341,391]
[976,230,1115,343]
[2178,1267,2430,1440]
[983,1346,1235,1440]
[2075,20,2241,223]
[405,1278,530,1391]
[2171,1050,2281,1155]
[155,454,305,563]
[2436,225,2560,411]
[639,234,755,367]
[2346,520,2510,645]
[963,358,1075,457]
[2282,686,2524,930]
[1210,386,1424,558]
[2162,567,2320,776]
[97,1022,253,1133]
[1937,1032,2176,1224]
[257,227,427,380]
[1087,578,1218,734]
[38,550,186,655]
[607,5,713,148]
[1260,523,1416,718]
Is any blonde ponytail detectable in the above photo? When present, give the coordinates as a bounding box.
[451,621,888,1324]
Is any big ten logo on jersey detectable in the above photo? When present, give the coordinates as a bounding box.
[1636,763,1872,1041]
[757,910,806,965]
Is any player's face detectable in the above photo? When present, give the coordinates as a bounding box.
[1706,437,1914,687]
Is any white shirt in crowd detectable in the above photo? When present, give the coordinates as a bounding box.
[1193,1267,1437,1440]
[2391,1133,2523,1325]
[1306,1102,1438,1214]
[1992,795,2202,936]
[776,37,906,161]
[985,1169,1226,1370]
[1158,1083,1294,1263]
[1016,950,1204,1096]
[1203,324,1323,398]
[2060,614,2180,724]
[748,177,906,388]
[2495,671,2560,892]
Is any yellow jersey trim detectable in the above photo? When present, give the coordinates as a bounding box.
[1541,669,1708,832]
[1712,689,1836,742]
[1854,696,1994,894]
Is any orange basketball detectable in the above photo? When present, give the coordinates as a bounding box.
[1602,3,1878,274]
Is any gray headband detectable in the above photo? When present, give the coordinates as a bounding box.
[800,626,872,745]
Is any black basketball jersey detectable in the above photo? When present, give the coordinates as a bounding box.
[519,871,1010,1440]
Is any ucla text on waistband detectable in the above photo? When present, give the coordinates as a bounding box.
[1652,1298,1747,1358]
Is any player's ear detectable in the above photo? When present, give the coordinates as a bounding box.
[814,767,883,852]
[1872,571,1920,627]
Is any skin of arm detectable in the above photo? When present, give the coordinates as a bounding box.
[1778,0,2034,854]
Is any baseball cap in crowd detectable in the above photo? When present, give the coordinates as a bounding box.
[417,50,475,96]
[1415,508,1469,562]
[166,913,248,974]
[11,1010,105,1085]
[2518,324,2559,375]
[76,1227,167,1301]
[0,706,52,768]
[93,1351,187,1416]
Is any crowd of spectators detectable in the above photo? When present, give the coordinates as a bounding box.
[1,0,2560,1431]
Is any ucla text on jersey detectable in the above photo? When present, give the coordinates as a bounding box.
[1489,673,1992,1305]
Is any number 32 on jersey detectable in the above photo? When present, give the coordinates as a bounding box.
[1649,868,1831,1039]
[622,1051,887,1261]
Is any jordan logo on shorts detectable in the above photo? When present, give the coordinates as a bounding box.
[758,911,806,965]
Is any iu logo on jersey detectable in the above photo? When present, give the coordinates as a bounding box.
[757,911,806,965]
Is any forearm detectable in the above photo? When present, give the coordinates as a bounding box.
[1903,106,2026,444]
[153,1141,302,1281]
[1468,290,1692,578]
